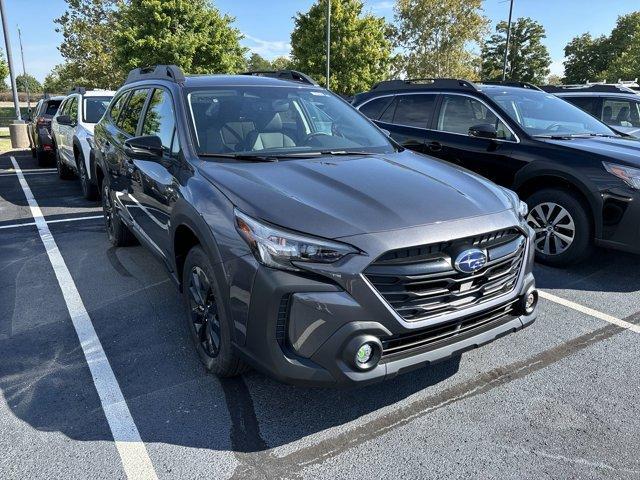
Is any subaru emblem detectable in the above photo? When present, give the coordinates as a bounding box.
[454,248,487,274]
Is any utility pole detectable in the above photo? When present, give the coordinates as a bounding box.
[0,0,20,120]
[501,0,514,81]
[17,27,29,113]
[326,0,331,90]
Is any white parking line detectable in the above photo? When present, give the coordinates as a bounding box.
[0,215,103,230]
[539,290,640,334]
[10,157,158,480]
[0,167,57,174]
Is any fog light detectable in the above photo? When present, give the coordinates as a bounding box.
[356,343,373,365]
[523,289,538,314]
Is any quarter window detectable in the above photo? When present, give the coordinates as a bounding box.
[117,88,150,136]
[437,95,515,141]
[141,89,177,152]
[67,97,78,122]
[109,91,129,123]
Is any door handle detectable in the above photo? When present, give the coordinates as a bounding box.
[428,141,442,152]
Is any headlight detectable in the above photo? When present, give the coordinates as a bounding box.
[501,187,528,219]
[234,210,360,272]
[603,162,640,189]
[518,200,528,218]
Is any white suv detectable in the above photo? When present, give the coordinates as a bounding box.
[52,88,115,199]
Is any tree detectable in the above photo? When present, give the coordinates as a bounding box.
[113,0,247,75]
[481,17,551,84]
[16,74,43,93]
[0,49,9,90]
[393,0,488,79]
[546,74,562,86]
[270,56,292,70]
[43,63,78,93]
[55,0,124,89]
[246,52,272,71]
[291,0,393,95]
[563,33,610,84]
[601,12,640,82]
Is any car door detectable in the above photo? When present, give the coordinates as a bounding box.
[60,96,78,165]
[370,94,436,154]
[128,87,180,254]
[425,93,518,186]
[52,98,67,151]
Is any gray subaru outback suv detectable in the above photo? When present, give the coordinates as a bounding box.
[94,66,538,387]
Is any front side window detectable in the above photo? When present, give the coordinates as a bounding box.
[485,89,615,137]
[117,89,150,136]
[602,99,640,127]
[437,94,514,140]
[141,89,176,152]
[186,86,395,157]
[83,96,112,123]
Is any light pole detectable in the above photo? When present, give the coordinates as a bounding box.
[501,0,514,81]
[326,0,331,90]
[18,27,29,113]
[0,0,21,120]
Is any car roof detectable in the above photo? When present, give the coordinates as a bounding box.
[181,74,321,89]
[82,90,115,97]
[553,91,640,99]
[45,96,66,102]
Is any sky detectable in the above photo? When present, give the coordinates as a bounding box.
[1,0,638,83]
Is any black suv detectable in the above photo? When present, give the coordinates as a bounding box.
[353,79,640,265]
[27,95,64,165]
[94,66,537,387]
[541,84,640,138]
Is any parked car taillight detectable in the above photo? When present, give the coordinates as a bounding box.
[36,117,50,126]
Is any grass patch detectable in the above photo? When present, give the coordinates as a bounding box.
[0,106,30,127]
[0,127,14,153]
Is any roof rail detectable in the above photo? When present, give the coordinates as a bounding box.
[125,65,186,85]
[541,84,638,94]
[68,87,86,95]
[371,78,478,92]
[240,70,319,86]
[481,80,542,91]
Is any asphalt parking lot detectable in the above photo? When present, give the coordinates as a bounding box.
[1,149,639,480]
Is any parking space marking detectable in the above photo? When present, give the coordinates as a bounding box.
[0,215,103,230]
[10,157,158,480]
[0,167,57,174]
[540,290,640,334]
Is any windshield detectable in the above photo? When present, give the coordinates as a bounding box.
[483,88,617,137]
[84,96,112,124]
[186,86,395,157]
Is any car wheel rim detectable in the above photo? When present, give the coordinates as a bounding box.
[188,266,220,358]
[526,202,576,256]
[102,184,114,236]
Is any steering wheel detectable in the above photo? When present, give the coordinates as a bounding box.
[303,131,332,145]
[545,123,564,132]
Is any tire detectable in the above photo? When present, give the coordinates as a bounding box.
[55,146,75,180]
[525,188,592,266]
[101,181,137,247]
[77,151,98,200]
[182,245,248,377]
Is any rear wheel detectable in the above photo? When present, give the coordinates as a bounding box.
[526,189,592,266]
[101,181,136,247]
[182,245,247,377]
[77,151,98,200]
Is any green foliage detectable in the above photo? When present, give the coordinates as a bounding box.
[55,0,124,89]
[290,0,393,95]
[393,0,488,80]
[247,53,272,71]
[481,17,551,84]
[270,56,293,70]
[113,0,247,75]
[0,49,9,90]
[43,63,78,93]
[563,34,611,84]
[16,74,43,93]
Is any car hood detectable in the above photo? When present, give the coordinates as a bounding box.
[197,151,514,239]
[538,136,640,166]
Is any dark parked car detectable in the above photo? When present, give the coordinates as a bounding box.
[27,95,64,165]
[541,84,640,138]
[93,66,537,387]
[353,79,640,266]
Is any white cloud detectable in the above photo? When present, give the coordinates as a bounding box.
[243,34,291,59]
[368,1,395,11]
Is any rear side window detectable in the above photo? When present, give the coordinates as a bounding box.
[141,89,177,152]
[392,94,436,128]
[565,96,599,117]
[45,101,62,116]
[117,89,150,136]
[359,97,393,120]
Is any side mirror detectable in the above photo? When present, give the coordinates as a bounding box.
[469,124,498,139]
[124,135,164,159]
[379,127,391,137]
[57,115,72,126]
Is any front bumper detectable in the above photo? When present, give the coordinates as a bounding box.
[230,212,537,387]
[596,189,640,254]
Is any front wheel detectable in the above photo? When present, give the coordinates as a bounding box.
[182,245,247,377]
[526,189,592,266]
[101,181,136,247]
[77,152,98,200]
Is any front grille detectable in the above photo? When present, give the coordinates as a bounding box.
[364,228,526,322]
[381,300,518,360]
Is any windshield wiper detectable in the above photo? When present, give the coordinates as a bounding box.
[533,134,574,140]
[198,153,279,162]
[318,150,378,156]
